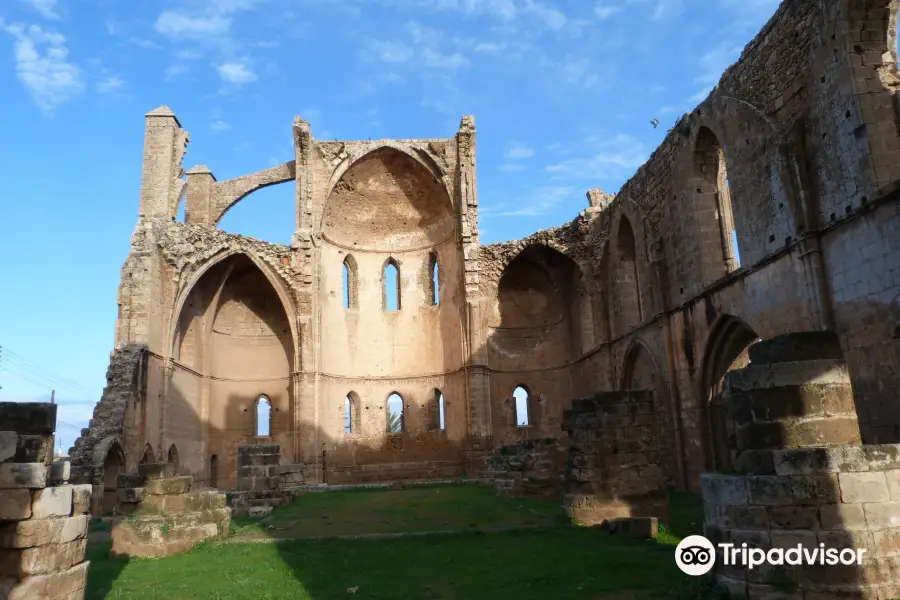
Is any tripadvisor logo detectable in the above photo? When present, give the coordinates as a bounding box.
[675,535,867,576]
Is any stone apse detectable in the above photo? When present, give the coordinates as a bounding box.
[72,0,900,502]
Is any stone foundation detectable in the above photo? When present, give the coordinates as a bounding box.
[561,391,669,525]
[0,402,92,600]
[110,462,230,558]
[485,438,562,499]
[701,332,900,599]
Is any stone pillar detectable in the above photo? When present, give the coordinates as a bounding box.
[0,402,92,600]
[701,331,900,599]
[561,391,669,525]
[184,165,216,225]
[139,106,189,220]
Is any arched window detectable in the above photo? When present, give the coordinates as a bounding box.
[140,444,154,465]
[343,255,358,309]
[431,388,445,431]
[383,258,401,311]
[345,392,361,434]
[429,253,440,305]
[513,386,529,427]
[694,127,740,281]
[387,392,404,433]
[256,395,271,437]
[167,444,179,472]
[616,216,643,331]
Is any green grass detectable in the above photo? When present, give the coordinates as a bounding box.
[86,486,715,600]
[229,484,567,541]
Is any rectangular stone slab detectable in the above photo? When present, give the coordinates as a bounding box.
[0,514,88,548]
[0,464,46,490]
[0,403,57,436]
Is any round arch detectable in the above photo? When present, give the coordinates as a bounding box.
[167,249,299,365]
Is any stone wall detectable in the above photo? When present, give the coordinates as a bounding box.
[485,438,562,499]
[701,331,900,599]
[561,391,668,525]
[110,462,230,558]
[0,402,92,600]
[97,0,900,494]
[69,344,149,515]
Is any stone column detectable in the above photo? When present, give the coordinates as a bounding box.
[701,331,900,600]
[0,402,92,600]
[184,165,216,225]
[139,106,188,220]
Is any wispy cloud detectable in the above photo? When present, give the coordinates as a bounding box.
[594,2,622,20]
[217,61,256,84]
[97,75,123,93]
[18,0,59,20]
[545,134,649,180]
[4,24,84,115]
[368,22,469,72]
[688,40,743,102]
[482,185,577,217]
[155,12,231,37]
[506,143,533,159]
[211,119,231,132]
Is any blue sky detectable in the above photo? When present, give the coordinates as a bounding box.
[0,0,779,453]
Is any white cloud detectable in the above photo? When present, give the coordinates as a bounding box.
[217,61,256,84]
[4,24,84,114]
[473,41,505,53]
[560,57,600,89]
[545,134,649,180]
[499,163,525,172]
[371,40,414,63]
[97,76,123,93]
[422,47,467,69]
[483,185,576,217]
[19,0,59,20]
[369,22,469,72]
[506,143,533,159]
[523,0,565,29]
[155,11,231,37]
[594,2,622,20]
[211,119,231,131]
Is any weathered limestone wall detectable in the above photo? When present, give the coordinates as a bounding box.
[111,462,230,558]
[485,438,562,499]
[0,403,92,600]
[561,391,669,525]
[701,331,900,599]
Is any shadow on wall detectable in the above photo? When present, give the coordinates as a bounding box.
[486,244,590,447]
[701,331,875,598]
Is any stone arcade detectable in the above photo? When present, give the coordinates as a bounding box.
[60,0,900,596]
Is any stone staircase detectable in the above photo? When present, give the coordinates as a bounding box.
[69,344,148,478]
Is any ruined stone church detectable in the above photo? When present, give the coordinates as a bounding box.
[70,0,900,519]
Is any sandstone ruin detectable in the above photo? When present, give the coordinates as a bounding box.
[56,0,900,596]
[0,403,92,600]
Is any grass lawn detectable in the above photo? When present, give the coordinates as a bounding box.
[228,483,567,541]
[86,485,713,600]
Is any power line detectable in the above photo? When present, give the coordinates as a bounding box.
[0,345,95,394]
[0,345,95,398]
